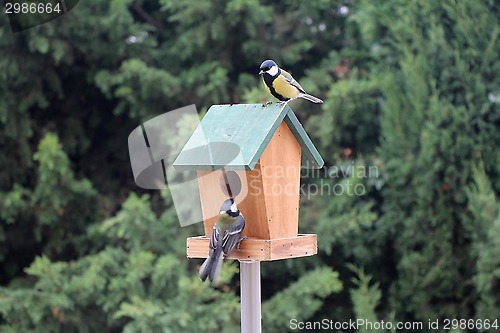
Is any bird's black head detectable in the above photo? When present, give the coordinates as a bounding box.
[259,59,279,77]
[219,198,240,218]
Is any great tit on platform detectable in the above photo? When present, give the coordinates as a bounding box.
[199,198,246,284]
[259,59,323,104]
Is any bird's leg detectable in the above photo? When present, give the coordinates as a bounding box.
[236,236,248,251]
[262,101,273,107]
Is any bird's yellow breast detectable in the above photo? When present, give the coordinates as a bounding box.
[270,75,300,99]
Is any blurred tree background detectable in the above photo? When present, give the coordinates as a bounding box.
[0,0,499,332]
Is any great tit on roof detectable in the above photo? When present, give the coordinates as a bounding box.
[259,59,323,104]
[199,198,245,284]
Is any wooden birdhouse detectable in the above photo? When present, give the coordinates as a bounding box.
[173,103,324,261]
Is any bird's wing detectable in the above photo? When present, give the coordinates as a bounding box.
[221,215,245,255]
[280,69,306,93]
[208,224,220,256]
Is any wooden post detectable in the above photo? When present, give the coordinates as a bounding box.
[240,260,262,333]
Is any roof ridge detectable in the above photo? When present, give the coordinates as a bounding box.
[173,104,324,171]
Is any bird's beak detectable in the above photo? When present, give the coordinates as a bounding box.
[258,70,264,75]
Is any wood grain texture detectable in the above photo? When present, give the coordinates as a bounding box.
[197,169,250,237]
[259,121,301,239]
[186,234,317,261]
[237,163,271,239]
[197,122,301,240]
[197,166,272,239]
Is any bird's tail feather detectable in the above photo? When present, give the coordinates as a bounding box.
[199,248,224,284]
[209,248,224,284]
[199,256,212,282]
[298,93,323,103]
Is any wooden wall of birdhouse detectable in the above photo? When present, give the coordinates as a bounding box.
[197,121,302,240]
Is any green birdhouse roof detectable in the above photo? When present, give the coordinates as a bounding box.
[173,103,324,171]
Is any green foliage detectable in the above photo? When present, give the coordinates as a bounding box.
[305,0,499,327]
[308,70,381,159]
[309,159,379,259]
[466,164,500,323]
[1,0,500,331]
[32,134,96,228]
[348,0,500,323]
[2,0,347,327]
[348,264,382,333]
[0,133,96,282]
[262,267,342,332]
[0,191,341,332]
[0,194,239,333]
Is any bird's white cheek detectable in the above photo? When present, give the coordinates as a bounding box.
[267,66,279,76]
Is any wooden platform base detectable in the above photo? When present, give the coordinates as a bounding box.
[186,234,317,261]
